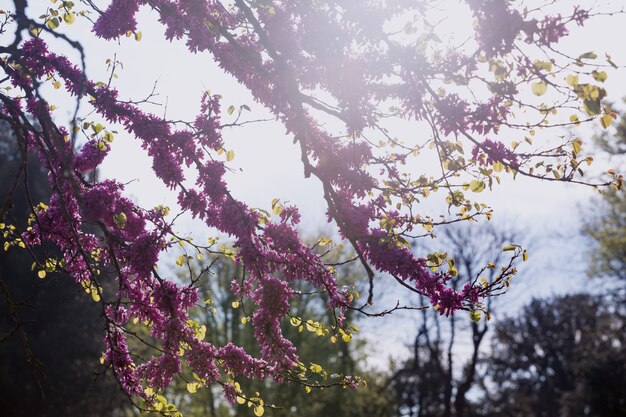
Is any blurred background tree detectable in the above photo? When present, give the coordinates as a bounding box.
[0,121,127,417]
[477,101,626,417]
[584,99,626,284]
[481,294,626,417]
[389,223,519,417]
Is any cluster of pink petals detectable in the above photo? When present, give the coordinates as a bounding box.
[1,0,589,400]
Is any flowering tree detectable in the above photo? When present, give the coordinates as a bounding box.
[0,0,622,414]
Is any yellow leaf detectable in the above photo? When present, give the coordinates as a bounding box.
[572,139,582,155]
[254,405,265,416]
[592,70,607,83]
[91,289,101,302]
[231,301,240,309]
[176,255,185,267]
[187,382,198,393]
[290,316,301,326]
[531,81,547,96]
[469,180,485,193]
[305,320,317,332]
[38,270,46,279]
[469,311,481,323]
[600,114,613,129]
[226,150,235,161]
[565,74,579,87]
[113,212,127,229]
[46,17,59,30]
[63,12,75,24]
[318,237,332,246]
[310,363,323,373]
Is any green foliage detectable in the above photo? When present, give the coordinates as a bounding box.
[584,189,626,281]
[584,100,626,282]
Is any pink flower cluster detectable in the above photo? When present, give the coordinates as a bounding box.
[1,0,591,402]
[472,139,519,168]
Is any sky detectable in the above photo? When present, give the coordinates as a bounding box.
[13,0,626,368]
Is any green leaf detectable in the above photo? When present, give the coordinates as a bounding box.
[46,17,60,30]
[583,99,602,116]
[579,51,598,60]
